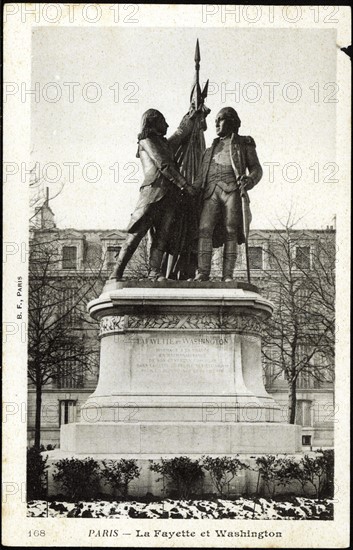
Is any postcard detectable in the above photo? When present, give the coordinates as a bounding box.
[2,4,351,547]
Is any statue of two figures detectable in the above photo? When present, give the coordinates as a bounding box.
[110,43,263,283]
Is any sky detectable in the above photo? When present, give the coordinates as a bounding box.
[31,26,339,230]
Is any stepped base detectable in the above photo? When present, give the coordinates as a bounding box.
[56,282,302,490]
[61,421,301,454]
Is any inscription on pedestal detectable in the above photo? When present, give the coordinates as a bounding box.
[125,334,229,370]
[123,334,235,394]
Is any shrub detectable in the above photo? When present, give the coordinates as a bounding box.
[255,451,334,499]
[101,459,140,498]
[150,457,204,499]
[202,455,249,496]
[316,449,334,498]
[290,450,334,498]
[53,458,100,501]
[27,446,48,500]
[255,455,294,497]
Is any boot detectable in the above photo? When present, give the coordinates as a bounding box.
[194,238,213,281]
[109,239,137,280]
[222,240,238,282]
[148,248,166,281]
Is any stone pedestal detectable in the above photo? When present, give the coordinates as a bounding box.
[59,281,301,455]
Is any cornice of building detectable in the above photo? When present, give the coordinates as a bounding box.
[30,227,335,238]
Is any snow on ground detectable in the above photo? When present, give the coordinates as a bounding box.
[27,497,333,519]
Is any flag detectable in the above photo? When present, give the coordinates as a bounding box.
[165,40,210,280]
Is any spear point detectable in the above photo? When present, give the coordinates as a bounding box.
[194,39,200,64]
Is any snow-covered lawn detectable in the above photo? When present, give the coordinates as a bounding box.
[27,497,333,520]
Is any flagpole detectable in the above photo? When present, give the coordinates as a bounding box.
[194,39,200,110]
[169,39,209,279]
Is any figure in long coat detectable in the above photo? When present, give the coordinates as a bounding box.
[110,108,197,280]
[193,107,263,281]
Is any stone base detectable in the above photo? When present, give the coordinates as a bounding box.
[80,396,284,423]
[56,282,302,473]
[60,421,301,454]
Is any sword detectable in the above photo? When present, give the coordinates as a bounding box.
[241,189,252,283]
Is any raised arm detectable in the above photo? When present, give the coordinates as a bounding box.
[167,111,196,154]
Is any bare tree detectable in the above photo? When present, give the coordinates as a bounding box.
[260,217,335,424]
[294,230,335,367]
[28,231,104,448]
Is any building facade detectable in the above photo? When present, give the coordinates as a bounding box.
[27,201,335,449]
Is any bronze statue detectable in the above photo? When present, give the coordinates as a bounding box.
[110,108,198,281]
[193,107,263,282]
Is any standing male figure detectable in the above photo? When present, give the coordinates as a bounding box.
[193,107,263,281]
[110,108,198,281]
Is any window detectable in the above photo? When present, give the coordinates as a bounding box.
[56,350,84,389]
[297,288,311,323]
[296,400,313,427]
[248,246,263,270]
[62,246,77,270]
[302,435,312,446]
[59,287,78,326]
[106,246,121,271]
[59,400,77,426]
[298,370,313,389]
[296,345,321,389]
[295,246,311,269]
[312,353,334,383]
[263,347,276,385]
